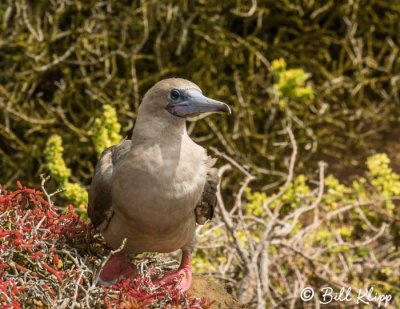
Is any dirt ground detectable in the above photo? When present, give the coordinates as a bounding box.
[190,275,247,309]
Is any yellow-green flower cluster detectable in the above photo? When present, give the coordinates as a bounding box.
[44,135,88,212]
[323,175,353,208]
[245,175,310,216]
[63,182,88,212]
[271,58,314,105]
[367,153,400,212]
[276,175,310,209]
[244,187,267,217]
[92,105,122,156]
[44,135,71,183]
[367,153,400,197]
[271,58,287,72]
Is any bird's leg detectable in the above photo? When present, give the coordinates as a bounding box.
[154,247,192,291]
[98,252,138,286]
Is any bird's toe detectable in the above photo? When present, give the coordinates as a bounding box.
[98,252,138,286]
[154,266,192,291]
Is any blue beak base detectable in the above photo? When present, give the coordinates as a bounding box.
[166,90,231,118]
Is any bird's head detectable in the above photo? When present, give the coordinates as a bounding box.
[139,78,231,120]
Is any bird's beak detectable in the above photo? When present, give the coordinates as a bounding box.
[167,90,231,118]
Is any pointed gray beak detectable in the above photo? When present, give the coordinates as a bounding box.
[167,89,231,118]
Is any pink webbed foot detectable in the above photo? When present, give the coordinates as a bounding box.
[153,248,192,291]
[98,252,139,286]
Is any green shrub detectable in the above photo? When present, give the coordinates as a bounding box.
[1,0,399,190]
[195,153,400,307]
[44,134,88,212]
[92,105,122,156]
[44,135,71,184]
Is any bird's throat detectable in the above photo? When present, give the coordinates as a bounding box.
[131,112,187,141]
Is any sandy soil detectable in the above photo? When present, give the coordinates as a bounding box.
[190,275,247,309]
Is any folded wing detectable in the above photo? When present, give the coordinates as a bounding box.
[88,138,131,230]
[195,158,219,224]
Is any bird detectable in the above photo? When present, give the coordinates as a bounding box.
[88,78,231,290]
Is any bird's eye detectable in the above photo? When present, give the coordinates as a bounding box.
[170,89,181,101]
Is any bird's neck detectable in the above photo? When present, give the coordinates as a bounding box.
[131,113,188,142]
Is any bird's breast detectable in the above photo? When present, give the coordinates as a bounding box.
[104,142,208,253]
[113,143,208,216]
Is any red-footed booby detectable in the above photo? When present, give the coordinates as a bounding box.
[88,78,231,290]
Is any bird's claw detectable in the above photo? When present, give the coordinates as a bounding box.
[98,253,138,286]
[154,266,192,291]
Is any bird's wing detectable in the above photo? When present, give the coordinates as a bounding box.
[195,157,219,224]
[88,138,131,230]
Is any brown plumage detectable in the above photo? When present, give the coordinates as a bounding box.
[88,138,219,231]
[195,163,218,224]
[88,138,130,230]
[87,78,230,289]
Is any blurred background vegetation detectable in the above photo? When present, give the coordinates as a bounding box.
[0,0,399,307]
[1,0,399,190]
